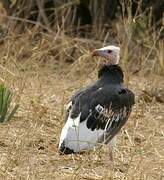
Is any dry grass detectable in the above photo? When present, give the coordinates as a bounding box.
[0,2,164,180]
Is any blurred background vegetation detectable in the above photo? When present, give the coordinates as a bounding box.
[0,0,163,77]
[0,0,163,36]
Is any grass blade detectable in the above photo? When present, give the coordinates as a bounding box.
[0,84,19,123]
[6,104,19,122]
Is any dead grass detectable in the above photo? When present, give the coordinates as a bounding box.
[0,3,164,179]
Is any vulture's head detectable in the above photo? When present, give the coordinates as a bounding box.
[91,45,120,65]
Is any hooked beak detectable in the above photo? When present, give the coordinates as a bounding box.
[91,49,99,57]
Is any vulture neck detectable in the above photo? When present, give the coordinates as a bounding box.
[106,56,119,66]
[98,64,124,84]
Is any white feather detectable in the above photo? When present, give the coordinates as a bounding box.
[59,103,120,152]
[59,112,105,152]
[99,45,120,52]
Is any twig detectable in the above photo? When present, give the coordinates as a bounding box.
[36,0,51,30]
[0,13,53,33]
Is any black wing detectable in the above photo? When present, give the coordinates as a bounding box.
[69,84,135,143]
[65,83,100,121]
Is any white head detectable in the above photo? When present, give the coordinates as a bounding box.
[91,45,120,65]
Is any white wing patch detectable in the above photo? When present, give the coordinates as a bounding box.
[59,103,105,152]
[58,110,79,148]
[95,104,104,113]
[59,103,121,152]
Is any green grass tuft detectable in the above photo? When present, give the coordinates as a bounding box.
[0,84,19,123]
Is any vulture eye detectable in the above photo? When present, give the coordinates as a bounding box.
[108,50,112,53]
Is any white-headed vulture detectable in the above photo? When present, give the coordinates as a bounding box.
[59,46,135,160]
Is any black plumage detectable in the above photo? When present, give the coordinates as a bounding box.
[67,64,135,143]
[59,62,134,154]
[59,44,135,156]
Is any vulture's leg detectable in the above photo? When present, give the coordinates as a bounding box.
[108,136,117,162]
[109,147,114,161]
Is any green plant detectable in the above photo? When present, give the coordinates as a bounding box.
[0,84,19,123]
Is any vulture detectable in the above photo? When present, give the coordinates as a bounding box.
[58,45,135,160]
